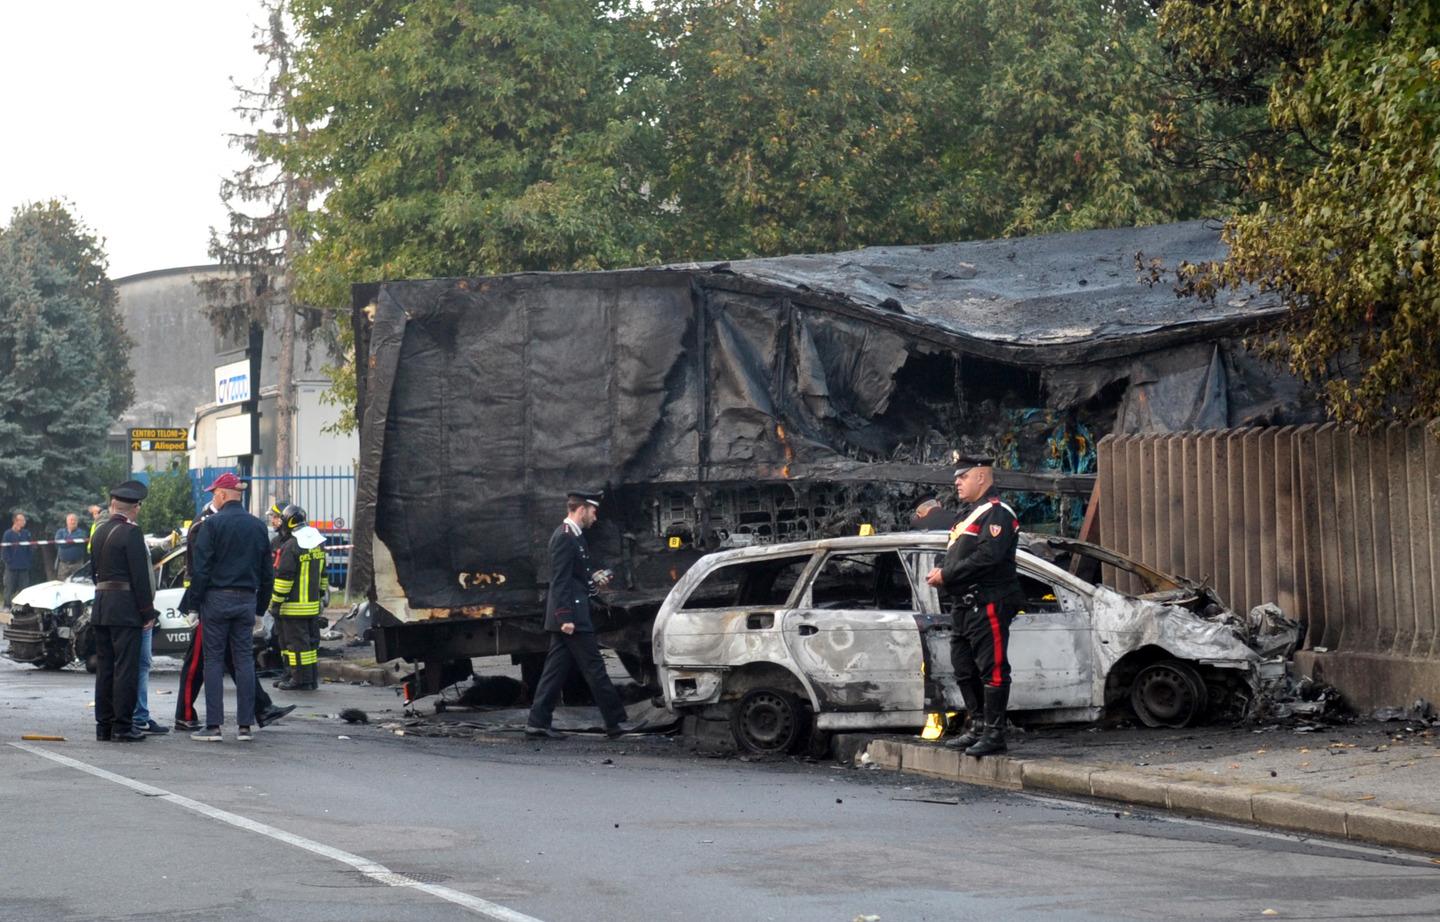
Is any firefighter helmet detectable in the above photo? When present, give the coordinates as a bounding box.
[268,500,290,520]
[281,504,308,531]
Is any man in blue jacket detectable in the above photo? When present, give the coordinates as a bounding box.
[54,513,88,581]
[525,490,633,740]
[3,512,34,609]
[186,472,273,742]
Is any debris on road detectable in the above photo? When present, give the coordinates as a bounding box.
[1371,698,1436,725]
[339,708,370,724]
[20,734,64,741]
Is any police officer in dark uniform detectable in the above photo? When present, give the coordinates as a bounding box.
[525,490,633,740]
[173,500,296,730]
[926,454,1023,756]
[91,480,155,742]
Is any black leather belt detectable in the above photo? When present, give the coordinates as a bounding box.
[95,581,131,591]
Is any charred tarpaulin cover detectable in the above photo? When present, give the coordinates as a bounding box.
[355,273,914,612]
[352,221,1295,614]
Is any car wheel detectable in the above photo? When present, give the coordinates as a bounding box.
[39,654,70,670]
[730,687,808,755]
[1130,660,1207,728]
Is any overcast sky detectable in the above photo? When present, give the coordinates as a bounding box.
[1,2,268,279]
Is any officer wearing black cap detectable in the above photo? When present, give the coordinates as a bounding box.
[90,480,156,742]
[525,489,633,740]
[926,453,1023,756]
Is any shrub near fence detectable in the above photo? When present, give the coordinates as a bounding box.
[1097,423,1440,709]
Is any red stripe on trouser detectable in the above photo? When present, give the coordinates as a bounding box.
[985,602,1003,687]
[179,621,205,720]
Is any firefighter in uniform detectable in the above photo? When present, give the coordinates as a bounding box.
[926,454,1023,757]
[266,500,291,684]
[268,504,326,690]
[90,480,154,742]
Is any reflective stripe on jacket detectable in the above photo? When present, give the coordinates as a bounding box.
[270,537,326,616]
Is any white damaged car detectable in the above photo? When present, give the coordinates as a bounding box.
[653,532,1297,754]
[2,544,196,671]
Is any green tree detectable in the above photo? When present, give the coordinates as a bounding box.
[651,0,1214,258]
[894,0,1218,238]
[281,0,665,312]
[202,0,327,474]
[136,467,199,535]
[0,201,133,526]
[649,0,932,258]
[86,451,131,502]
[1158,1,1440,423]
[280,0,667,426]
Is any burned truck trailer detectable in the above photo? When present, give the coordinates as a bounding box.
[351,222,1306,698]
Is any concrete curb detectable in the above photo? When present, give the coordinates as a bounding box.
[862,740,1440,855]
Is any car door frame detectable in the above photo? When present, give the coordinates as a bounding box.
[779,544,935,729]
[1008,551,1100,717]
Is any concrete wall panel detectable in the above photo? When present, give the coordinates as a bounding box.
[1094,425,1440,695]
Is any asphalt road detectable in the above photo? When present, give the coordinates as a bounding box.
[2,654,1438,922]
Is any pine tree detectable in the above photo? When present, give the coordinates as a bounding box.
[0,201,133,524]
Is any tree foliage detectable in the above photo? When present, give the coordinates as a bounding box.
[136,467,199,535]
[0,201,133,525]
[649,0,933,257]
[284,0,664,310]
[1159,1,1440,423]
[275,1,1239,426]
[202,0,328,473]
[281,0,1203,287]
[915,0,1217,237]
[649,0,1208,257]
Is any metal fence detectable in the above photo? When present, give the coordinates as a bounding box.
[1096,424,1440,663]
[191,465,356,590]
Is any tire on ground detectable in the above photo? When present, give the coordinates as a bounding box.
[1129,659,1208,729]
[730,686,810,755]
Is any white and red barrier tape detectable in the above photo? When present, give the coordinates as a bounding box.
[1,538,354,550]
[0,538,88,547]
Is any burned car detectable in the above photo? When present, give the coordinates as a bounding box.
[2,544,197,671]
[654,532,1294,753]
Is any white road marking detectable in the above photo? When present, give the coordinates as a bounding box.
[10,741,545,922]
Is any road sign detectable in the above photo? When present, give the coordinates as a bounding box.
[129,428,188,452]
[215,358,252,406]
[215,413,256,457]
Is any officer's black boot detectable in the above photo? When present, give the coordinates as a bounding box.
[965,686,1009,757]
[943,681,985,750]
